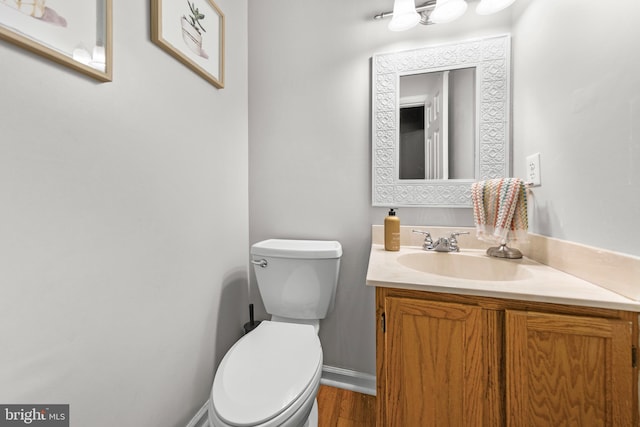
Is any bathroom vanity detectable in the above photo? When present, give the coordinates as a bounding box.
[367,227,640,426]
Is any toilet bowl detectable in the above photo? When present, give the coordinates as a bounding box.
[208,239,341,427]
[209,321,323,427]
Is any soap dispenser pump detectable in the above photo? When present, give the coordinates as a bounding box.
[384,208,400,251]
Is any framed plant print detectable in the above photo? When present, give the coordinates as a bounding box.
[0,0,112,82]
[151,0,225,89]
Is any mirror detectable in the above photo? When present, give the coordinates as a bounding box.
[372,34,510,207]
[399,68,476,180]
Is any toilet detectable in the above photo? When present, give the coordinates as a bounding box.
[208,239,342,427]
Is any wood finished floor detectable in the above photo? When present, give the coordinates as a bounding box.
[317,385,376,427]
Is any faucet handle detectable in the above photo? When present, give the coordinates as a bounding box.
[412,229,434,249]
[449,231,470,239]
[449,231,470,251]
[412,229,432,237]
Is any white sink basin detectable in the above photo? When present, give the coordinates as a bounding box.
[397,251,534,282]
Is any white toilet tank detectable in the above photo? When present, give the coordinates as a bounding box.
[251,239,342,320]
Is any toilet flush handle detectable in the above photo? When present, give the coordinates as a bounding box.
[251,259,268,268]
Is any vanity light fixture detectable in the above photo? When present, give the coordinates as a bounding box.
[388,0,421,31]
[374,0,517,30]
[429,0,468,24]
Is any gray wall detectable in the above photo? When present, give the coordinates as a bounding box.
[248,0,511,376]
[449,68,476,179]
[512,0,640,255]
[0,1,248,426]
[249,0,640,378]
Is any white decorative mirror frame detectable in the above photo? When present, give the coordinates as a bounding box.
[372,34,511,207]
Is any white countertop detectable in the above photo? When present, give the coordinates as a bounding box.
[366,244,640,312]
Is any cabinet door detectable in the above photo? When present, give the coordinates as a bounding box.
[506,310,633,427]
[384,297,484,427]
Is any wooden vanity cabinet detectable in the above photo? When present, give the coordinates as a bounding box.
[376,287,639,427]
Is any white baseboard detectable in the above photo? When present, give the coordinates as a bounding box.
[185,400,210,427]
[320,365,376,396]
[186,366,376,427]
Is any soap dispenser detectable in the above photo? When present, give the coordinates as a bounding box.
[384,208,400,251]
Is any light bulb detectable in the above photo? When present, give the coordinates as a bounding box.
[388,0,420,31]
[430,0,468,24]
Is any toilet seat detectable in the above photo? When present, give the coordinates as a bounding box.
[210,321,322,426]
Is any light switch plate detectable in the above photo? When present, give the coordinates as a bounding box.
[526,153,541,186]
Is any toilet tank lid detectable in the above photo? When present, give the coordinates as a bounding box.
[251,239,342,259]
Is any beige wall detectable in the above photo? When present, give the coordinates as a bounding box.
[0,1,248,426]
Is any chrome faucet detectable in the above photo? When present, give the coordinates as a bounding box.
[412,230,470,252]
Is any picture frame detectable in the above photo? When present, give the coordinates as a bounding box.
[151,0,225,89]
[0,0,112,82]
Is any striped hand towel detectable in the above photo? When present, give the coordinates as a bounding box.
[471,178,528,244]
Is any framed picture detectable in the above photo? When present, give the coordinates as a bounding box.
[0,0,112,82]
[151,0,225,89]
